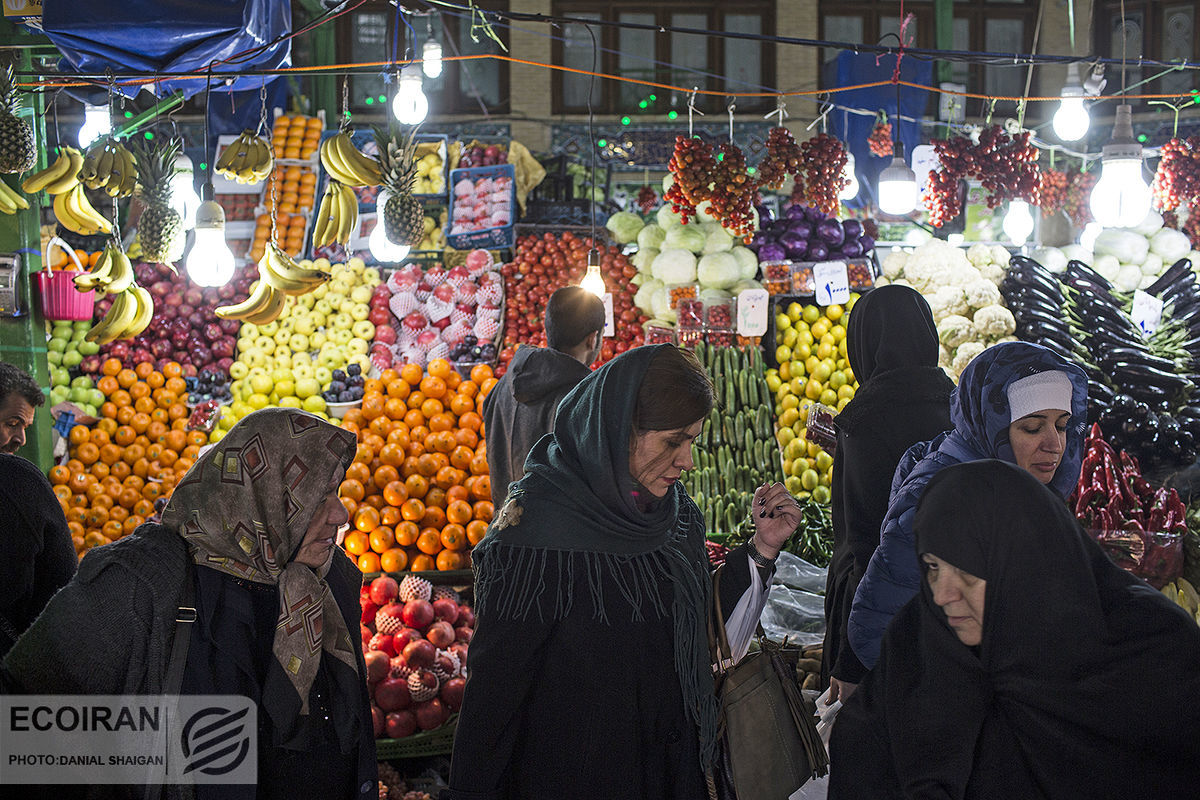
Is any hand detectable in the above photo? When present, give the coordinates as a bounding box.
[751,482,802,559]
[828,677,857,704]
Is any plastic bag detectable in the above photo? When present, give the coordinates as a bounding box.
[773,551,828,594]
[760,551,828,646]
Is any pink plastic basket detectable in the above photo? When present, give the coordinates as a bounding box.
[36,237,94,321]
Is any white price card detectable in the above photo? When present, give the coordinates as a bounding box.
[813,261,850,306]
[1131,289,1164,336]
[911,144,938,191]
[736,288,769,337]
[603,292,615,337]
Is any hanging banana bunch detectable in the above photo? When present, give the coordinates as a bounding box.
[73,239,134,294]
[214,130,274,185]
[21,146,84,195]
[53,184,112,236]
[311,179,358,248]
[79,137,137,198]
[320,130,381,187]
[81,241,153,344]
[215,243,330,324]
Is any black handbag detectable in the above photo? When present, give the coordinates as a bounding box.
[708,565,828,800]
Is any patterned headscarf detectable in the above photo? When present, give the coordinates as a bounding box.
[161,408,359,719]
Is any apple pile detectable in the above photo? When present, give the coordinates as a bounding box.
[359,575,473,740]
[377,249,503,370]
[83,261,250,380]
[456,142,507,169]
[450,174,513,236]
[499,232,648,375]
[47,320,104,416]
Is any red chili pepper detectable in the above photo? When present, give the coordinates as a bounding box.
[1146,489,1168,533]
[1097,507,1114,531]
[1119,449,1142,478]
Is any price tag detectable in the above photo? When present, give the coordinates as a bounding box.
[603,292,615,337]
[813,261,850,306]
[736,288,769,337]
[910,144,938,191]
[1131,289,1164,335]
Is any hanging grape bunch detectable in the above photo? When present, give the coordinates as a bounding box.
[708,141,756,242]
[798,133,849,216]
[868,116,894,157]
[1151,136,1200,212]
[636,185,658,214]
[756,127,803,191]
[973,126,1041,209]
[666,135,718,223]
[1064,168,1097,228]
[1038,169,1069,216]
[1184,198,1200,249]
[923,135,974,227]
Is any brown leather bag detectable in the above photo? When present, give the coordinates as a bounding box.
[708,565,828,800]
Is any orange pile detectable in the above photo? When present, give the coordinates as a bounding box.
[249,210,307,261]
[49,359,203,559]
[46,248,102,271]
[272,113,322,161]
[338,359,497,574]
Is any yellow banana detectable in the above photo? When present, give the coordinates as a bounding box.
[259,244,331,295]
[0,187,16,215]
[89,144,115,190]
[119,286,154,338]
[111,145,136,198]
[43,148,83,195]
[311,181,335,247]
[335,182,356,244]
[243,286,287,325]
[332,133,382,186]
[0,180,28,211]
[21,149,73,194]
[54,187,101,235]
[320,137,357,186]
[215,133,245,175]
[84,289,137,344]
[73,246,114,291]
[101,246,133,293]
[215,279,274,320]
[64,185,113,234]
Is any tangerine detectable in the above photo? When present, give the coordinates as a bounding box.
[343,530,369,556]
[400,498,425,522]
[369,526,396,553]
[396,520,420,547]
[436,550,463,571]
[409,554,435,572]
[466,519,488,546]
[473,498,494,520]
[379,548,408,573]
[382,480,409,507]
[416,528,442,555]
[357,551,382,573]
[354,506,380,532]
[440,524,467,551]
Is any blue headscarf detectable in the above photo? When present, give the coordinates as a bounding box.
[848,341,1089,669]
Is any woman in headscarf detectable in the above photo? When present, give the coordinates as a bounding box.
[847,341,1088,671]
[447,344,802,799]
[823,286,955,701]
[830,460,1200,798]
[3,408,377,800]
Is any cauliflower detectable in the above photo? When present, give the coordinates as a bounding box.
[938,344,953,368]
[972,304,1016,339]
[881,250,909,279]
[995,335,1018,344]
[964,279,1002,311]
[874,276,891,287]
[976,261,1006,284]
[929,285,969,319]
[990,245,1012,268]
[952,341,987,376]
[937,314,977,349]
[966,243,994,268]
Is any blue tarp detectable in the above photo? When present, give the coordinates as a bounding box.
[826,51,934,211]
[41,0,292,102]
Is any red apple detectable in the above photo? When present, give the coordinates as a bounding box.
[374,324,398,345]
[385,709,417,739]
[402,638,436,669]
[440,677,466,711]
[375,677,413,713]
[401,599,435,630]
[364,650,390,683]
[414,698,448,731]
[368,306,391,327]
[426,620,455,649]
[369,575,399,606]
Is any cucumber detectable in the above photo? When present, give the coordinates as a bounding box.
[744,429,755,461]
[710,408,722,447]
[694,341,707,370]
[734,414,745,449]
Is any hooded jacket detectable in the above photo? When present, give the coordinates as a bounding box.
[823,286,954,685]
[482,345,592,505]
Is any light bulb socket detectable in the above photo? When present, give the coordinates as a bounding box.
[194,199,225,232]
[1108,104,1138,147]
[1062,62,1084,96]
[879,155,915,184]
[587,248,600,268]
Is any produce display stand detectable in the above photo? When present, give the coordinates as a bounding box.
[375,714,460,759]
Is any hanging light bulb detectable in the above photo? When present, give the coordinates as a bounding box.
[393,67,429,126]
[1052,63,1090,142]
[839,152,860,201]
[580,248,606,297]
[185,198,235,288]
[1089,104,1151,228]
[170,152,201,231]
[369,192,412,263]
[1003,200,1035,245]
[878,145,917,216]
[422,38,444,79]
[78,104,111,148]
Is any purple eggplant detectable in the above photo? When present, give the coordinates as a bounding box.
[858,234,875,253]
[842,219,863,240]
[787,220,814,240]
[805,206,824,224]
[816,219,845,247]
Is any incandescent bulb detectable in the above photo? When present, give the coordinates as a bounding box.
[78,104,111,149]
[369,192,412,262]
[422,39,443,79]
[170,153,201,231]
[1089,105,1150,229]
[878,153,917,216]
[185,200,235,287]
[1002,200,1035,246]
[393,68,429,126]
[580,249,606,297]
[839,152,860,201]
[1052,64,1090,142]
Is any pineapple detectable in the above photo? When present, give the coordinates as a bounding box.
[0,65,35,174]
[374,126,424,248]
[131,138,184,264]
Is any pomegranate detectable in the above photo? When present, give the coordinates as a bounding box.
[371,705,385,737]
[457,605,476,627]
[426,620,455,649]
[402,638,436,669]
[414,698,448,731]
[407,669,439,703]
[440,677,466,712]
[385,710,417,739]
[369,576,399,606]
[374,676,413,713]
[454,626,474,644]
[368,633,396,658]
[364,651,389,684]
[401,599,435,631]
[431,598,459,625]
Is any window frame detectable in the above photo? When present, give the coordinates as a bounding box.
[1094,1,1200,106]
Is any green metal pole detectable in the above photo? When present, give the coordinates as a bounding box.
[934,0,953,85]
[0,47,53,471]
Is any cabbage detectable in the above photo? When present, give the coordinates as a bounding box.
[730,246,758,281]
[1131,210,1164,237]
[1060,244,1092,265]
[1031,246,1067,273]
[1094,230,1149,265]
[650,248,697,284]
[632,247,658,273]
[1149,227,1191,262]
[1114,264,1143,293]
[634,278,664,314]
[699,287,732,305]
[649,286,675,322]
[694,199,716,222]
[661,173,675,193]
[605,211,645,244]
[696,252,740,290]
[637,223,666,251]
[664,224,707,254]
[701,223,734,254]
[1092,254,1121,282]
[656,204,683,229]
[733,278,765,294]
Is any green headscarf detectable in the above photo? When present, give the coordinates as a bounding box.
[473,344,720,765]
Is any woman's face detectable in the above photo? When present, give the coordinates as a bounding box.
[294,477,350,569]
[628,420,704,498]
[922,553,986,646]
[1008,409,1070,484]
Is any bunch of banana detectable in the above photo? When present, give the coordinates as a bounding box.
[311,179,357,247]
[84,285,153,344]
[214,279,286,325]
[79,137,137,198]
[73,241,134,294]
[0,178,29,216]
[1161,578,1200,626]
[214,131,274,185]
[257,241,331,296]
[53,184,112,235]
[320,131,381,187]
[21,146,83,195]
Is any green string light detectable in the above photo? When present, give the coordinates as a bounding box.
[638,100,648,109]
[667,110,678,120]
[747,166,756,175]
[597,139,607,148]
[123,111,133,119]
[365,97,374,105]
[1137,134,1148,142]
[621,116,631,126]
[198,162,207,171]
[378,95,386,102]
[649,94,656,101]
[144,132,153,140]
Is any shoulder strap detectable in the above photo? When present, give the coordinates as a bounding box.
[164,559,197,696]
[710,565,737,674]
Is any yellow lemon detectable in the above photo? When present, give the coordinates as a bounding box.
[793,342,812,361]
[776,313,792,331]
[807,441,822,458]
[812,485,831,504]
[838,384,856,400]
[816,341,835,360]
[805,355,821,375]
[829,370,847,389]
[811,318,831,339]
[780,408,801,428]
[782,327,799,348]
[819,388,839,407]
[789,360,806,378]
[801,469,820,491]
[782,458,794,476]
[813,362,833,382]
[796,328,814,346]
[789,376,807,396]
[825,304,844,322]
[830,325,846,343]
[837,396,852,412]
[777,426,796,447]
[778,361,792,382]
[802,305,821,324]
[775,345,792,364]
[785,438,807,461]
[816,451,834,472]
[787,301,805,321]
[785,476,804,495]
[766,373,782,393]
[805,379,823,400]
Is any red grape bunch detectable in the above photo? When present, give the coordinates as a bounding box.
[1183,198,1200,249]
[635,185,658,214]
[868,120,894,157]
[922,135,973,226]
[1038,169,1069,216]
[708,142,757,242]
[972,126,1041,209]
[1064,168,1097,228]
[756,127,803,191]
[798,133,849,216]
[1151,136,1200,212]
[666,135,718,224]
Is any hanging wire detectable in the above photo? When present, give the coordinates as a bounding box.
[584,21,599,250]
[727,102,736,144]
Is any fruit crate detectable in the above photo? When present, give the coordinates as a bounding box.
[413,134,450,199]
[375,714,459,759]
[446,164,516,251]
[364,567,474,585]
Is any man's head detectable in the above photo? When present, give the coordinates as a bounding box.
[0,362,43,454]
[545,286,605,365]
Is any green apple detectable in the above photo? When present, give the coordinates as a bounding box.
[330,328,353,346]
[61,350,83,367]
[346,337,369,356]
[73,319,91,332]
[47,350,63,367]
[337,298,355,316]
[249,373,274,395]
[68,387,88,404]
[51,366,69,386]
[254,335,276,355]
[87,389,104,407]
[275,378,296,398]
[294,377,320,399]
[289,333,310,353]
[351,320,375,340]
[350,285,373,304]
[241,323,260,339]
[291,351,312,367]
[363,267,381,284]
[272,328,291,346]
[350,303,370,322]
[276,396,303,411]
[229,361,250,380]
[218,411,237,431]
[83,404,98,418]
[230,379,244,397]
[314,257,332,271]
[269,368,291,384]
[71,375,92,389]
[297,293,316,310]
[268,391,280,404]
[309,331,327,350]
[330,313,354,331]
[309,312,327,329]
[259,321,279,337]
[293,316,315,336]
[293,364,315,382]
[348,257,366,271]
[230,400,253,419]
[51,322,73,337]
[302,395,327,414]
[313,299,334,317]
[76,340,100,356]
[314,365,334,384]
[311,283,329,299]
[47,337,68,353]
[49,386,70,405]
[243,350,267,369]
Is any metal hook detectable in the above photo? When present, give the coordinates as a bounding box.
[686,87,704,137]
[763,96,787,128]
[727,101,736,143]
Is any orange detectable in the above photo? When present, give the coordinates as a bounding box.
[357,551,381,573]
[457,380,479,399]
[480,377,498,399]
[380,505,403,528]
[99,401,118,420]
[420,505,446,530]
[116,369,137,389]
[343,530,369,556]
[354,505,380,532]
[49,464,71,485]
[410,554,435,572]
[428,412,454,433]
[434,465,461,491]
[473,498,494,520]
[427,358,452,380]
[380,548,408,573]
[361,395,385,420]
[405,473,429,499]
[379,368,400,385]
[466,519,488,546]
[440,524,467,551]
[101,357,122,377]
[400,498,425,522]
[470,364,493,385]
[400,363,423,386]
[419,375,446,400]
[424,486,446,510]
[354,444,374,464]
[340,496,358,517]
[339,478,365,502]
[458,411,483,432]
[436,550,463,571]
[396,520,420,547]
[416,528,442,555]
[374,464,399,489]
[420,398,444,420]
[449,394,475,416]
[386,379,411,400]
[162,361,183,379]
[146,371,164,389]
[382,480,409,507]
[369,526,396,553]
[369,414,393,439]
[76,442,100,466]
[446,499,473,525]
[68,425,91,447]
